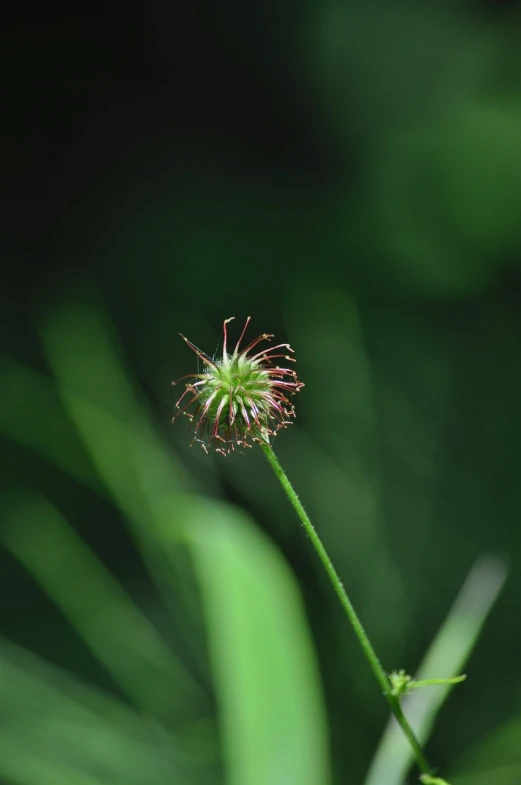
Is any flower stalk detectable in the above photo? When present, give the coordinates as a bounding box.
[173,316,453,783]
[260,441,433,780]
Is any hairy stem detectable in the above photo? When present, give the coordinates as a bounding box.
[261,442,432,779]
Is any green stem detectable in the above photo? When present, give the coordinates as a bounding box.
[261,442,432,779]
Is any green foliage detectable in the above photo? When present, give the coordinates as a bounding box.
[0,292,512,784]
[0,299,330,785]
[3,4,521,782]
[365,556,507,785]
[184,496,330,785]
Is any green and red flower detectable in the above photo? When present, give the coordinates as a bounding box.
[173,317,304,455]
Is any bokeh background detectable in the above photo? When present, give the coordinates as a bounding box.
[2,2,521,784]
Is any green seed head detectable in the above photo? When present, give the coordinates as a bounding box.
[173,317,304,455]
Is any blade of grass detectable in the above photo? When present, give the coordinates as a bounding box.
[39,295,212,672]
[450,761,521,785]
[0,638,216,783]
[165,495,332,785]
[0,744,106,785]
[2,492,204,721]
[0,654,187,785]
[0,355,100,492]
[448,696,521,784]
[450,763,521,785]
[40,298,189,529]
[0,725,194,785]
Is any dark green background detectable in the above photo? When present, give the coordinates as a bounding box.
[2,2,521,783]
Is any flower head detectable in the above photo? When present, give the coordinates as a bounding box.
[173,316,304,455]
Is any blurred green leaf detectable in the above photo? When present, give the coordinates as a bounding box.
[168,495,331,785]
[449,706,521,785]
[6,295,332,785]
[2,493,204,722]
[364,555,508,785]
[0,355,100,491]
[38,295,220,672]
[39,297,191,533]
[0,640,205,785]
[286,284,406,641]
[451,766,521,785]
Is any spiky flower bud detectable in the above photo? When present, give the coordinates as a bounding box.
[173,317,304,455]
